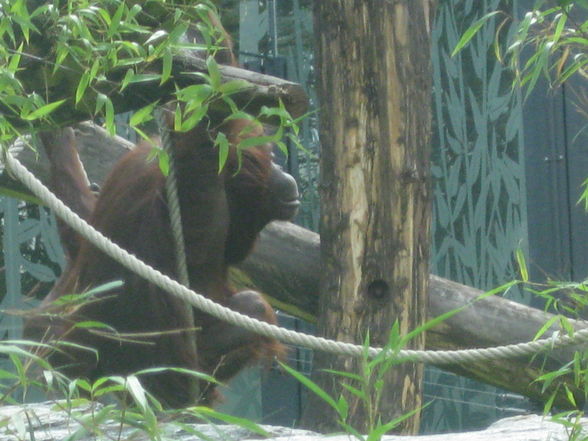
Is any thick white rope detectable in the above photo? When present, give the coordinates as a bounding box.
[156,110,190,288]
[6,150,588,365]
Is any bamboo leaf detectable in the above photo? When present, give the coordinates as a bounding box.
[145,30,168,45]
[75,71,90,104]
[130,102,158,127]
[104,96,115,135]
[215,132,229,172]
[515,248,528,282]
[279,362,340,410]
[158,149,170,176]
[206,56,221,90]
[193,407,270,437]
[367,406,423,441]
[125,375,148,411]
[161,48,172,84]
[22,99,66,120]
[452,11,501,56]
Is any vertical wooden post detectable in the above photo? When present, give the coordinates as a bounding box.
[302,0,436,435]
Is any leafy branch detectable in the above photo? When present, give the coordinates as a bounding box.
[453,0,588,97]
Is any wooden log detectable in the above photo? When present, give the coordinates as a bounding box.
[7,50,307,129]
[237,222,588,408]
[3,124,586,408]
[2,123,133,187]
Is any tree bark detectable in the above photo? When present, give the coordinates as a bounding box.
[303,1,435,435]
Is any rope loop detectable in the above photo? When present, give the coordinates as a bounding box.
[6,150,588,365]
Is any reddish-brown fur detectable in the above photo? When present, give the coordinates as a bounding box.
[25,14,298,407]
[26,118,295,407]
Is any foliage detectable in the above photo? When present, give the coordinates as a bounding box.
[454,0,588,97]
[0,0,300,171]
[0,341,270,440]
[279,299,497,441]
[280,325,423,441]
[0,280,269,440]
[513,249,588,440]
[456,6,588,435]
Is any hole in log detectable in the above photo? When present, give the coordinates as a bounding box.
[367,279,390,300]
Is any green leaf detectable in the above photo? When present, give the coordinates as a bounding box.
[104,96,115,135]
[559,57,588,84]
[452,11,502,57]
[120,68,134,92]
[97,7,111,26]
[84,280,123,296]
[0,187,42,205]
[174,105,183,131]
[206,56,221,89]
[340,383,367,401]
[72,321,114,330]
[161,49,172,84]
[552,12,567,44]
[72,378,92,392]
[402,305,464,347]
[279,362,340,411]
[215,132,229,172]
[225,111,255,122]
[179,106,208,132]
[516,248,529,282]
[91,376,111,390]
[95,92,107,115]
[126,375,148,411]
[533,315,561,340]
[559,316,574,337]
[238,133,280,150]
[135,366,217,384]
[22,99,66,120]
[75,71,90,104]
[176,84,214,103]
[259,103,292,121]
[130,102,158,127]
[126,73,161,84]
[336,395,349,421]
[158,149,170,176]
[108,2,125,36]
[8,43,23,73]
[0,344,40,362]
[168,22,189,44]
[92,384,125,398]
[322,369,363,382]
[194,407,270,437]
[145,30,168,45]
[367,406,423,441]
[218,80,249,95]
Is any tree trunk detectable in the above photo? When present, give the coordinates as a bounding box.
[302,1,435,435]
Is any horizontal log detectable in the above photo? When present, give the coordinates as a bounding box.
[2,123,133,187]
[238,222,587,408]
[3,123,586,408]
[8,48,307,129]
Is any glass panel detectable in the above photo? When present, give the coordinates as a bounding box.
[424,0,529,433]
